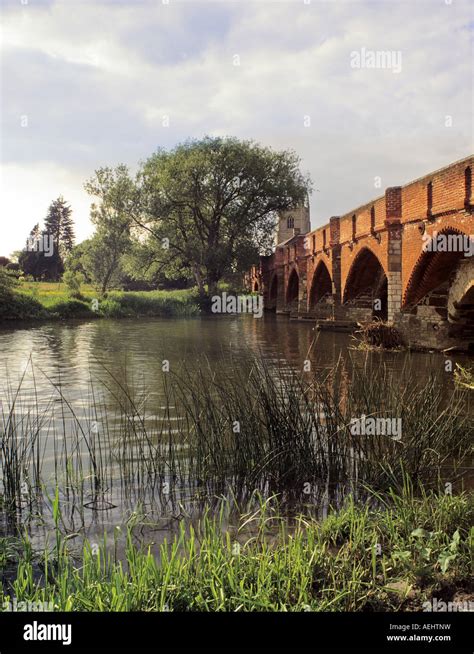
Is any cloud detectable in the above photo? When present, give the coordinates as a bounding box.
[0,0,472,256]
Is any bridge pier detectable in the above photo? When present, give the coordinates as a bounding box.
[385,187,403,322]
[297,259,309,317]
[275,268,286,313]
[329,216,342,308]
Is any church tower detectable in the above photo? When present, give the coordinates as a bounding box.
[276,200,311,245]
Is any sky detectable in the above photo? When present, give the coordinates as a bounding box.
[0,0,473,258]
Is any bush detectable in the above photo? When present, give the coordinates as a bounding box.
[98,298,125,318]
[0,284,200,322]
[5,265,23,279]
[0,268,18,299]
[0,270,49,320]
[63,270,85,299]
[0,293,48,321]
[47,299,96,320]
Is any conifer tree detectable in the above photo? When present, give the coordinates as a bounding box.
[43,197,75,280]
[44,196,75,256]
[18,224,44,280]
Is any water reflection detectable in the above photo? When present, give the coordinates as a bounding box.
[3,314,471,391]
[0,315,472,544]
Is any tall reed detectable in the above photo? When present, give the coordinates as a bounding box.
[0,354,471,535]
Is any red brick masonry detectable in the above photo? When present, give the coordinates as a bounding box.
[248,155,474,351]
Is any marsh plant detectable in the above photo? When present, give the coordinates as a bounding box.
[0,352,471,538]
[0,484,472,612]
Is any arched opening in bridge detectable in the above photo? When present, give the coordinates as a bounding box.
[253,281,259,292]
[446,258,474,351]
[403,229,468,315]
[404,234,474,350]
[286,269,299,305]
[309,261,332,309]
[451,285,474,351]
[269,274,278,309]
[343,248,387,320]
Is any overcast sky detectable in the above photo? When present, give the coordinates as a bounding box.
[0,0,472,257]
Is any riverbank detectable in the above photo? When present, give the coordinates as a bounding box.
[1,487,472,612]
[0,282,201,321]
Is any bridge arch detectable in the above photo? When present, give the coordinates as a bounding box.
[448,258,474,321]
[286,267,300,305]
[446,256,474,348]
[267,273,278,310]
[269,273,278,296]
[309,260,332,309]
[343,247,387,319]
[403,227,469,309]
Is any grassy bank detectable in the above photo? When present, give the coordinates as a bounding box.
[0,282,200,321]
[1,486,472,612]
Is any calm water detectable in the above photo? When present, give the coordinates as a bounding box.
[2,314,468,394]
[0,315,471,546]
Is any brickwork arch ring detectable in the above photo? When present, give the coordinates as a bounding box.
[447,257,474,323]
[343,246,386,304]
[402,227,469,309]
[309,260,332,309]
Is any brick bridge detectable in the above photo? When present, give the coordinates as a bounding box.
[248,155,474,351]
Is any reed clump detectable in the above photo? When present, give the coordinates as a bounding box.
[0,355,471,530]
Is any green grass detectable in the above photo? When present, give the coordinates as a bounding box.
[0,486,472,612]
[18,281,97,307]
[100,289,200,318]
[1,282,200,321]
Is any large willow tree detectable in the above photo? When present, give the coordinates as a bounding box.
[133,136,311,297]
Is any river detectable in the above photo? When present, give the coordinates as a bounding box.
[0,315,472,546]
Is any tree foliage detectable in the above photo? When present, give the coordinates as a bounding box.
[134,137,310,295]
[82,165,135,294]
[0,268,17,300]
[18,224,45,280]
[44,196,75,279]
[45,196,75,255]
[18,198,75,281]
[74,138,310,298]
